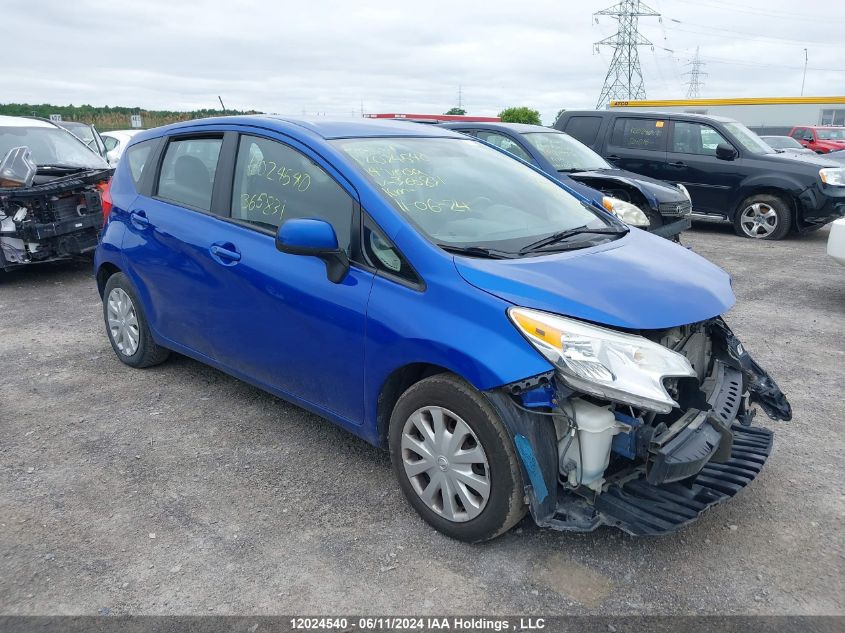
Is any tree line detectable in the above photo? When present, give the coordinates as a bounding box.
[0,103,260,131]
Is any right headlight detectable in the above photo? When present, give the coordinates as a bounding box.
[601,196,650,227]
[820,168,845,186]
[509,307,696,413]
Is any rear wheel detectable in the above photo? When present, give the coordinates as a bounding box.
[103,272,170,368]
[733,194,792,240]
[388,374,526,542]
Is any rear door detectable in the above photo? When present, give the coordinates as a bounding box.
[120,132,230,359]
[603,116,668,179]
[665,120,741,215]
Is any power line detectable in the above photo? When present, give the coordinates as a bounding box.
[683,46,707,98]
[660,19,841,48]
[672,0,845,24]
[594,0,661,108]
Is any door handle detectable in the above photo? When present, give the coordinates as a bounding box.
[607,154,621,161]
[668,161,686,167]
[129,210,150,228]
[209,243,241,264]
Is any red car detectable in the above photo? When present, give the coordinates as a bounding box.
[789,125,845,153]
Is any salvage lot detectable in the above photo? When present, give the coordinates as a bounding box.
[1,223,843,615]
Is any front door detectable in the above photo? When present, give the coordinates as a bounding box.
[665,120,742,215]
[202,132,373,425]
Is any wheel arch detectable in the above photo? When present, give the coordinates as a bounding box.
[95,262,122,298]
[375,362,453,449]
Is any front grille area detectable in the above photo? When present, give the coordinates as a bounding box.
[659,200,692,216]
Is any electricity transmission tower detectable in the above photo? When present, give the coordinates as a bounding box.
[594,0,660,109]
[684,47,707,98]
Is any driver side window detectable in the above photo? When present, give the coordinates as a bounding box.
[231,135,354,253]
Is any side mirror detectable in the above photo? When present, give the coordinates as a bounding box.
[803,136,814,142]
[275,218,349,283]
[715,143,738,161]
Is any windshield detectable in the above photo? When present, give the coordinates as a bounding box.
[0,125,108,169]
[816,128,845,140]
[763,136,802,150]
[334,137,614,253]
[521,131,610,171]
[724,122,776,154]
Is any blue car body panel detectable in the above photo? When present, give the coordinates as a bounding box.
[96,115,734,448]
[454,228,734,330]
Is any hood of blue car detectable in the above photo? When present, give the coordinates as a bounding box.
[454,228,735,330]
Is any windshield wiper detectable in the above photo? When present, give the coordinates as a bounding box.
[518,225,628,254]
[437,244,516,259]
[36,164,88,172]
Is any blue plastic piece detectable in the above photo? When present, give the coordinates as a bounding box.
[276,218,338,252]
[611,411,643,459]
[514,434,549,503]
[520,384,555,409]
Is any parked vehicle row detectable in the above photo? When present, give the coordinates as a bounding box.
[94,115,791,542]
[438,122,691,240]
[557,110,845,240]
[0,115,112,272]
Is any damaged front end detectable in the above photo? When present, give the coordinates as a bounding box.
[0,149,111,271]
[487,315,791,536]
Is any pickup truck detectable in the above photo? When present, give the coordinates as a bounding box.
[556,110,845,240]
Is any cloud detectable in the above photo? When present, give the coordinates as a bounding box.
[3,0,843,125]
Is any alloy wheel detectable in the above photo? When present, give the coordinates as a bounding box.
[107,287,140,356]
[740,202,778,238]
[400,406,491,523]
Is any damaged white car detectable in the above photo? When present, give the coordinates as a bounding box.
[0,115,112,272]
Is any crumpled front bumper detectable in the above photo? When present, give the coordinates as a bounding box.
[486,319,791,536]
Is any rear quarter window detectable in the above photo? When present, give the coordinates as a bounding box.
[124,139,157,189]
[563,116,603,146]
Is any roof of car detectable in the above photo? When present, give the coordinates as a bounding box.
[140,115,466,141]
[439,121,556,134]
[0,115,57,128]
[561,110,738,124]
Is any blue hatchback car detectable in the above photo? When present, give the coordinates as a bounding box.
[95,116,791,541]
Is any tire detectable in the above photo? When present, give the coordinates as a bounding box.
[102,272,170,368]
[733,194,792,240]
[388,373,527,542]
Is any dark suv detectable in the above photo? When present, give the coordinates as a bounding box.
[556,111,845,239]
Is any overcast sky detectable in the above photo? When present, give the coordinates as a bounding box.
[5,0,844,124]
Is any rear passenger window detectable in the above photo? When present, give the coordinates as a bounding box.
[231,135,354,253]
[564,116,602,146]
[124,139,157,188]
[156,137,222,212]
[610,118,667,151]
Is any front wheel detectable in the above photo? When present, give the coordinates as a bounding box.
[733,194,792,240]
[388,374,526,542]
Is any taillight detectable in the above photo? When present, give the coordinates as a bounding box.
[97,179,113,226]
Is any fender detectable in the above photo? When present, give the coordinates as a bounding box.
[729,173,811,219]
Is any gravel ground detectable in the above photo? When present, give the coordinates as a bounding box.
[1,222,843,616]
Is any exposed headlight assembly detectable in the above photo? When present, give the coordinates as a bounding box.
[509,307,696,413]
[601,196,650,227]
[820,168,845,186]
